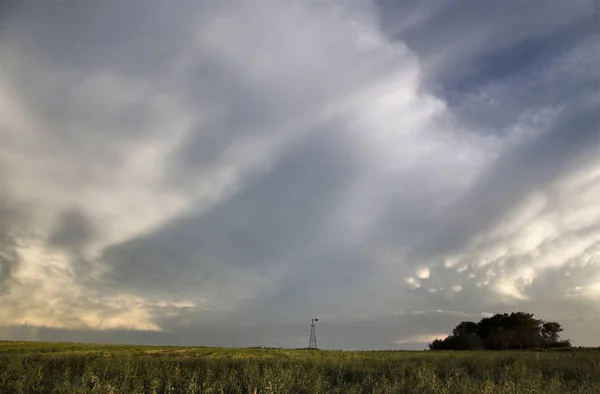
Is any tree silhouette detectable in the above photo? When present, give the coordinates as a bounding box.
[429,312,571,350]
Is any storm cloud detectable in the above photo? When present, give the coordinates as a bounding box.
[0,0,598,349]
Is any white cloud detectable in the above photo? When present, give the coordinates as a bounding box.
[406,277,420,288]
[416,267,431,279]
[455,151,600,302]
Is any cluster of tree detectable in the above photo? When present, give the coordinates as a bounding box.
[429,312,571,350]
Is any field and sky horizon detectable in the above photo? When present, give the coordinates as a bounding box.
[1,0,600,354]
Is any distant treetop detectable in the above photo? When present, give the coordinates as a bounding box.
[429,312,571,351]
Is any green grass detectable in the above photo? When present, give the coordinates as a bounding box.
[1,341,600,393]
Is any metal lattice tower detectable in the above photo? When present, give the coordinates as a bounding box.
[308,318,318,349]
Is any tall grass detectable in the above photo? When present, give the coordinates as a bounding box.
[1,342,599,393]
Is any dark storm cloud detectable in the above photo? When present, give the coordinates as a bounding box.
[0,230,17,293]
[373,0,594,77]
[0,197,26,292]
[1,0,599,348]
[48,209,95,252]
[2,2,196,77]
[409,104,600,263]
[448,17,598,94]
[373,0,596,132]
[102,129,358,298]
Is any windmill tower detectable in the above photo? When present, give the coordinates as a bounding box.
[308,318,318,349]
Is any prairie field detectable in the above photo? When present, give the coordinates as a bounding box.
[1,341,600,393]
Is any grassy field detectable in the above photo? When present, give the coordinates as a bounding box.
[1,341,600,393]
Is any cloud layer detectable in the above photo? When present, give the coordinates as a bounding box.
[0,0,598,349]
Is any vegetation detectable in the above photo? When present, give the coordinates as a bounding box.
[429,312,571,351]
[2,340,600,393]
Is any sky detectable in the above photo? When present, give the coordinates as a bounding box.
[0,0,599,350]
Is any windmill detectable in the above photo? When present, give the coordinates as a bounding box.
[308,318,318,349]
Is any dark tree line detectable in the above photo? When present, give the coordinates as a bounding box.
[429,312,571,350]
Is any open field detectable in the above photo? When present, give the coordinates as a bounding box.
[1,341,600,393]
